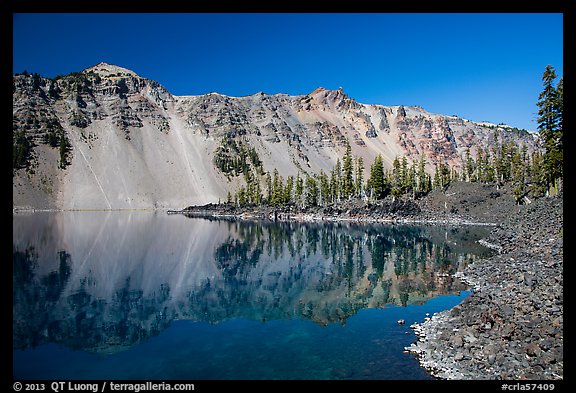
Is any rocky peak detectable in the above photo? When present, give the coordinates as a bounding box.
[310,86,327,95]
[78,63,172,108]
[303,86,360,112]
[309,86,346,100]
[83,62,139,78]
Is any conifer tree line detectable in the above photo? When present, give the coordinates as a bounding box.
[230,65,562,208]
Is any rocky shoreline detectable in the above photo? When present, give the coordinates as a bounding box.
[406,194,563,380]
[168,202,497,227]
[170,182,563,380]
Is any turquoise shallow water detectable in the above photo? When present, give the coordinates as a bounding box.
[13,212,491,380]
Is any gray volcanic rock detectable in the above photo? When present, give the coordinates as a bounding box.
[406,194,563,380]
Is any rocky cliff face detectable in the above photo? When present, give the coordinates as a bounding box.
[13,62,539,210]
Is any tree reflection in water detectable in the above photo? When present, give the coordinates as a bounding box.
[13,213,492,354]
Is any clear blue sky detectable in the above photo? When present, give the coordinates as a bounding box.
[13,13,563,131]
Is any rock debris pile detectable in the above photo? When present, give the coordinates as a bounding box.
[406,194,563,379]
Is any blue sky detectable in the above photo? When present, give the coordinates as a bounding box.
[13,13,563,131]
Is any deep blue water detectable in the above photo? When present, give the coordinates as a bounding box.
[13,211,491,380]
[13,292,470,380]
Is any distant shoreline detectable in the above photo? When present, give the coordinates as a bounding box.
[168,206,498,227]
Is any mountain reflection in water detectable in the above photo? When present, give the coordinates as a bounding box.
[13,211,492,355]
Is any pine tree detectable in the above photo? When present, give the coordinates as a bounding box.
[416,153,430,197]
[333,158,342,202]
[243,170,253,204]
[284,175,294,205]
[250,173,263,204]
[265,173,272,203]
[433,163,441,189]
[368,154,386,200]
[401,156,410,193]
[475,147,484,182]
[521,144,531,187]
[355,156,364,198]
[319,170,330,206]
[538,65,560,140]
[305,175,318,207]
[342,141,354,199]
[476,147,494,183]
[464,149,476,182]
[407,159,416,197]
[450,167,459,183]
[391,157,403,197]
[442,162,451,187]
[556,77,563,137]
[511,144,526,204]
[271,168,284,206]
[237,186,247,206]
[493,137,513,185]
[295,173,304,208]
[536,64,563,192]
[530,151,547,198]
[501,140,514,184]
[433,161,451,189]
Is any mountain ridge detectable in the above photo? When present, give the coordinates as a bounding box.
[13,63,540,210]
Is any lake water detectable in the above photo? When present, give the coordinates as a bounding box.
[13,211,493,380]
